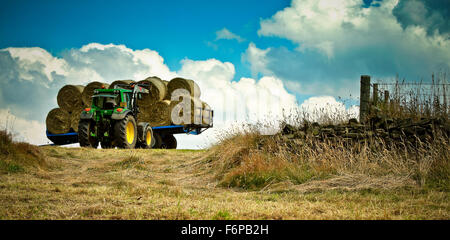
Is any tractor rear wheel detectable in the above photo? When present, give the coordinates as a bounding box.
[114,115,137,149]
[78,120,98,148]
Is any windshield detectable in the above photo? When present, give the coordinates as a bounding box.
[92,94,120,110]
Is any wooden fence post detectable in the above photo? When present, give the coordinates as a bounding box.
[384,90,389,104]
[373,83,379,105]
[360,75,371,123]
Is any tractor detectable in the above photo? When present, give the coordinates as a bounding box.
[78,83,153,149]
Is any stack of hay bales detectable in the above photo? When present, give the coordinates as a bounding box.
[47,85,87,134]
[137,76,212,126]
[46,76,212,134]
[46,83,108,134]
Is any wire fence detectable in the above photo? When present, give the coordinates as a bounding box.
[368,73,449,119]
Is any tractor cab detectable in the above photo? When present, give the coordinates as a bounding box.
[90,88,132,112]
[92,94,120,110]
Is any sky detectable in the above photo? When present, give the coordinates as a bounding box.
[0,0,449,148]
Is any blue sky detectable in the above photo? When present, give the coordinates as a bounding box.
[0,0,449,147]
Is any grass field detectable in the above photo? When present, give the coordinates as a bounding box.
[0,138,448,219]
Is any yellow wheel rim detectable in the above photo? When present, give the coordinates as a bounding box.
[146,131,151,146]
[126,121,135,144]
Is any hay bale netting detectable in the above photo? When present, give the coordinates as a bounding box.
[46,108,71,134]
[57,85,85,112]
[109,80,135,90]
[167,77,201,98]
[202,102,212,125]
[82,82,110,106]
[70,108,84,132]
[137,77,168,105]
[169,96,203,125]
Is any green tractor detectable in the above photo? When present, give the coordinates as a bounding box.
[78,83,153,149]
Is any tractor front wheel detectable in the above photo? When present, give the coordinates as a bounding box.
[114,115,137,149]
[78,120,98,148]
[137,126,153,149]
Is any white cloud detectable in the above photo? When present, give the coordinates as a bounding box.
[258,0,450,59]
[215,28,245,42]
[0,109,48,145]
[299,96,359,123]
[5,47,68,83]
[178,58,298,123]
[242,42,273,78]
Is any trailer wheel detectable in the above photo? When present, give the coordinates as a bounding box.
[114,115,137,149]
[163,134,177,149]
[152,132,163,148]
[138,126,153,149]
[78,120,98,148]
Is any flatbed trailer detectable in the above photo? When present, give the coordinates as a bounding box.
[46,123,212,148]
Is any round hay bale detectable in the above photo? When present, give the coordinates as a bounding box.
[82,82,110,106]
[137,104,153,123]
[162,80,170,100]
[167,77,201,98]
[169,96,203,125]
[148,100,172,127]
[57,85,85,112]
[46,108,71,134]
[109,80,135,90]
[137,76,168,105]
[70,108,84,132]
[137,100,172,127]
[202,102,212,125]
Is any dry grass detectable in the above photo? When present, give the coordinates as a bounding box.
[0,130,47,173]
[209,128,449,191]
[0,142,448,219]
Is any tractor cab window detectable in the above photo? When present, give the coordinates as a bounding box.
[125,92,132,107]
[93,94,120,110]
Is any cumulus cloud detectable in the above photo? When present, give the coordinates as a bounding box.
[215,28,245,42]
[242,42,273,78]
[178,58,298,123]
[0,109,48,145]
[299,96,359,123]
[251,0,450,96]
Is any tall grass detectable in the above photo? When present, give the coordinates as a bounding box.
[209,129,449,191]
[0,129,46,173]
[209,75,449,191]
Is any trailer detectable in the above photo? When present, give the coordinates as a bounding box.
[46,123,212,149]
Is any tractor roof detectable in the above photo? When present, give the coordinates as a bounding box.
[94,88,132,93]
